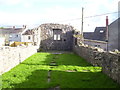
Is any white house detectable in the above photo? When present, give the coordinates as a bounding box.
[0,25,41,47]
[0,37,5,46]
[0,26,28,45]
[21,27,41,47]
[9,26,28,42]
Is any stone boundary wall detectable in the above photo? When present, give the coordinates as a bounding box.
[84,39,107,51]
[0,46,37,75]
[73,44,120,84]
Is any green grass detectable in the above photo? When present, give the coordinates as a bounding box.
[2,52,120,88]
[0,75,2,89]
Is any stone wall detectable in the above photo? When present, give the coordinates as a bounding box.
[73,44,120,84]
[40,23,74,51]
[0,46,37,75]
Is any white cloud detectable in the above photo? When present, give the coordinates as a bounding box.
[0,0,119,31]
[0,0,23,5]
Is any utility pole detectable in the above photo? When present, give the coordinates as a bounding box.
[81,7,84,42]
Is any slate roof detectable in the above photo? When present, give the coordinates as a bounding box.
[22,29,33,35]
[0,28,24,34]
[83,27,106,41]
[83,32,93,40]
[92,27,106,41]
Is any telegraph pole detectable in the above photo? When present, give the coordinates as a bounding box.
[81,7,84,42]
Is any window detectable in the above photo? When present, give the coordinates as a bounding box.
[94,45,100,47]
[53,29,62,41]
[16,35,18,37]
[98,45,100,47]
[9,35,12,38]
[100,30,104,33]
[57,35,61,40]
[28,36,31,40]
[64,39,66,41]
[94,45,97,47]
[53,34,61,40]
[54,35,57,40]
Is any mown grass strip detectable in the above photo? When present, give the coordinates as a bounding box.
[2,53,120,88]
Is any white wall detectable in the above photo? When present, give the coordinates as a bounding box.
[21,35,33,42]
[0,37,5,46]
[34,27,41,48]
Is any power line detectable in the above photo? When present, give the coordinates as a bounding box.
[57,11,118,22]
[84,11,118,18]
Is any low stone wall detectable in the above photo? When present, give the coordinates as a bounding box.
[73,44,120,84]
[0,46,37,75]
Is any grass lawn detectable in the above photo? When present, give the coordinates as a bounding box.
[2,52,120,88]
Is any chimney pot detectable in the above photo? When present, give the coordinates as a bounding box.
[106,16,108,26]
[13,26,15,29]
[24,25,26,29]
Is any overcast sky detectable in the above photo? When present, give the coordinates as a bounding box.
[0,0,119,32]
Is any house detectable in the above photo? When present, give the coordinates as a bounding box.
[0,25,41,47]
[0,26,28,45]
[83,32,93,40]
[83,27,107,50]
[40,23,75,51]
[21,27,41,47]
[21,29,33,42]
[83,27,106,41]
[108,18,120,51]
[92,27,106,41]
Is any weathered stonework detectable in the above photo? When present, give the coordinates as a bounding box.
[0,46,37,75]
[73,43,120,84]
[40,23,75,51]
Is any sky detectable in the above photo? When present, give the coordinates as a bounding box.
[0,0,119,32]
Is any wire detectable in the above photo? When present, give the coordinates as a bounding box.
[84,11,118,18]
[57,11,119,22]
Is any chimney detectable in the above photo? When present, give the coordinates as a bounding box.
[23,25,26,29]
[106,16,108,27]
[106,16,109,41]
[106,16,109,51]
[24,25,26,29]
[13,26,15,29]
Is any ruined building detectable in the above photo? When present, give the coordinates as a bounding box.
[39,23,75,51]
